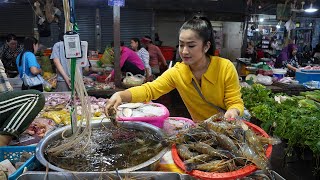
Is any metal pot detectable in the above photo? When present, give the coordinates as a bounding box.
[36,121,168,172]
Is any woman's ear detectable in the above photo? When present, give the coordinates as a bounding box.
[205,41,211,52]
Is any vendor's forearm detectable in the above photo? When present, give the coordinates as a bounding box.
[146,68,151,77]
[287,64,297,72]
[53,59,69,81]
[119,90,132,102]
[30,67,42,75]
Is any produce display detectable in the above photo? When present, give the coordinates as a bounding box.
[83,77,114,90]
[43,72,57,92]
[242,84,320,154]
[168,115,278,173]
[41,93,107,125]
[25,118,56,137]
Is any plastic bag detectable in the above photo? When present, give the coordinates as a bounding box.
[256,74,273,85]
[43,80,52,92]
[43,72,57,89]
[303,81,320,89]
[122,72,145,88]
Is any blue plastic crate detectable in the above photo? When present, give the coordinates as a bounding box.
[296,71,320,84]
[0,146,39,180]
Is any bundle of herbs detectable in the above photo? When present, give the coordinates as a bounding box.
[241,84,320,155]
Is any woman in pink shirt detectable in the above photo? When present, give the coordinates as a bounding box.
[106,44,145,81]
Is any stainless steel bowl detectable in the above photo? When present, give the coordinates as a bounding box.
[36,121,168,173]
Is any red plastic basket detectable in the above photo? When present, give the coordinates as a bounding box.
[159,46,175,60]
[171,120,272,180]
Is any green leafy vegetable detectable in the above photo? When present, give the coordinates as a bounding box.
[242,84,320,155]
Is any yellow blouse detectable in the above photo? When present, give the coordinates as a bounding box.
[128,56,244,122]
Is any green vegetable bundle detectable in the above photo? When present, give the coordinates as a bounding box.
[242,85,320,155]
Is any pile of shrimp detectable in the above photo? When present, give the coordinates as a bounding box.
[165,114,280,173]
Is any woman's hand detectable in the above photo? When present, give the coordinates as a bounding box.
[65,78,71,89]
[30,67,42,75]
[104,92,123,115]
[224,108,240,119]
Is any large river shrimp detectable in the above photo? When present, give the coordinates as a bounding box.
[107,107,118,127]
[186,159,237,172]
[187,142,228,159]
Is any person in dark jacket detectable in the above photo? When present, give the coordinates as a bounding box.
[0,34,23,77]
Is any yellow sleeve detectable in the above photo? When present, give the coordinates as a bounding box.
[128,67,176,102]
[224,62,244,115]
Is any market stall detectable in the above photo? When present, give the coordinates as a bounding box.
[242,84,320,179]
[3,97,283,180]
[4,0,320,179]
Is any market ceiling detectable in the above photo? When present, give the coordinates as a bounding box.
[0,0,245,12]
[1,0,320,16]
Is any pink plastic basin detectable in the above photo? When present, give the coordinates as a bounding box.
[117,103,170,128]
[163,117,195,136]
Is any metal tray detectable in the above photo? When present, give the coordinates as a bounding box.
[17,171,196,180]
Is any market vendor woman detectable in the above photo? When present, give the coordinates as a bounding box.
[105,15,244,121]
[284,44,300,77]
[106,42,145,82]
[0,59,45,146]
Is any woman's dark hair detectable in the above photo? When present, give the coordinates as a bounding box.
[143,35,153,43]
[131,38,142,50]
[179,15,216,56]
[19,37,38,66]
[6,34,17,42]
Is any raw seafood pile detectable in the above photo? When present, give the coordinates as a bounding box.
[168,114,279,173]
[45,93,70,108]
[117,103,166,118]
[301,65,320,70]
[83,77,114,90]
[25,118,56,137]
[42,93,108,125]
